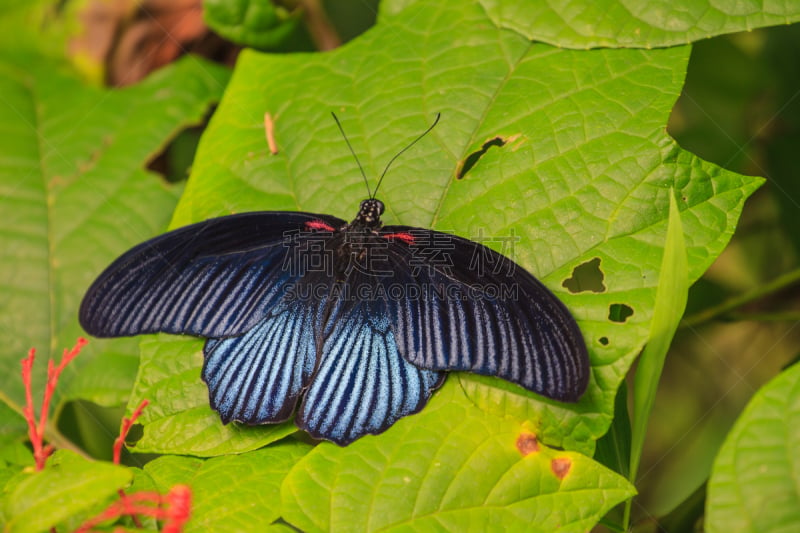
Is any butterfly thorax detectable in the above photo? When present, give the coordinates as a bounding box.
[320,199,386,277]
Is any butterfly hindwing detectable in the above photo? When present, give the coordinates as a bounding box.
[380,226,589,402]
[202,297,321,425]
[296,274,445,445]
[79,211,345,338]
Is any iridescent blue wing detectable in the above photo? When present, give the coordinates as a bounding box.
[296,273,445,445]
[379,227,589,402]
[202,296,321,425]
[79,211,345,338]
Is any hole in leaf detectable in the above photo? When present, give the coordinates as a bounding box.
[562,257,606,294]
[609,303,633,323]
[148,126,204,183]
[599,336,609,346]
[457,136,506,179]
[126,423,144,444]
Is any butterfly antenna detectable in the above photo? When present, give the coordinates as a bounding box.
[373,112,441,198]
[331,112,372,198]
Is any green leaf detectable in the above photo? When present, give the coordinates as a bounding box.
[705,362,800,533]
[0,404,26,453]
[128,336,296,455]
[0,464,23,527]
[281,381,634,532]
[594,384,631,480]
[262,525,297,533]
[630,192,689,479]
[476,0,800,49]
[0,55,230,420]
[624,191,689,527]
[0,1,79,60]
[141,443,311,532]
[2,450,131,533]
[0,441,31,468]
[657,482,707,533]
[203,0,310,51]
[135,0,761,462]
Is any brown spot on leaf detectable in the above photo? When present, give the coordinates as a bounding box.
[551,457,572,479]
[516,433,539,456]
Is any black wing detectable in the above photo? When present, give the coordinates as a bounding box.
[79,211,345,338]
[378,226,589,402]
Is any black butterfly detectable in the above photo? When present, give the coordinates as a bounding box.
[80,113,589,445]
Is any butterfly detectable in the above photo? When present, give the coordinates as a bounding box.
[79,113,590,445]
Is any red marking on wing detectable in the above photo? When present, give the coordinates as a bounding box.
[550,457,572,480]
[305,220,336,232]
[516,433,539,456]
[383,232,415,244]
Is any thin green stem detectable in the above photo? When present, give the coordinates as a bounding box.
[297,0,341,51]
[0,390,24,417]
[623,501,632,532]
[680,267,800,329]
[724,311,800,322]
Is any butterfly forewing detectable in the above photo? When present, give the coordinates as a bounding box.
[377,226,589,401]
[79,211,345,338]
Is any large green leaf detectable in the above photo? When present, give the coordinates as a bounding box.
[385,0,800,49]
[281,381,634,532]
[2,450,131,533]
[131,0,761,457]
[138,442,312,532]
[705,362,800,533]
[0,55,229,419]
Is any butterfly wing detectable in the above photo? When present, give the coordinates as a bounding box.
[79,211,345,338]
[202,296,321,425]
[296,272,445,445]
[379,227,589,402]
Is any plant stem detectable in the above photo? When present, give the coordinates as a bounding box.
[297,0,341,50]
[0,389,24,418]
[623,501,632,532]
[724,311,800,322]
[680,267,800,328]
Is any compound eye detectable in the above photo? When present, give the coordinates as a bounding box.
[374,200,385,215]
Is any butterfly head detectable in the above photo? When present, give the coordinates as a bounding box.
[356,198,385,227]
